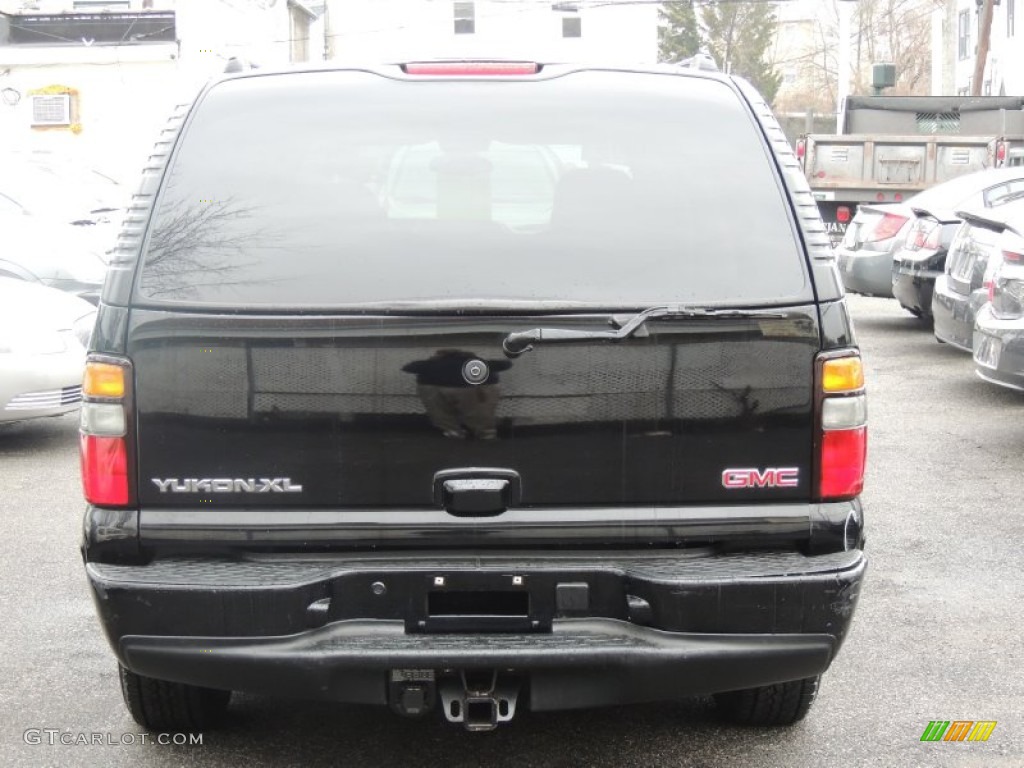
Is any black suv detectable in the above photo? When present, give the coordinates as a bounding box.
[80,62,867,732]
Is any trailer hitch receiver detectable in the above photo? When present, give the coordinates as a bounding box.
[439,670,520,731]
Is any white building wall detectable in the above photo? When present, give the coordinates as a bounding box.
[326,0,657,66]
[954,0,1024,96]
[174,0,292,82]
[0,0,301,182]
[0,49,183,182]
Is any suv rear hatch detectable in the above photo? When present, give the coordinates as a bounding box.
[122,68,822,527]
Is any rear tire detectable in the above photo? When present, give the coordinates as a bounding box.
[714,676,819,726]
[119,664,231,731]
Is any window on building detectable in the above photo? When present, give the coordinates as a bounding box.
[562,16,581,38]
[782,69,797,85]
[1009,0,1017,37]
[31,94,71,126]
[6,11,176,45]
[958,9,970,60]
[454,2,475,34]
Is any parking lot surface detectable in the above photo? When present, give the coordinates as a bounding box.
[1,295,1021,767]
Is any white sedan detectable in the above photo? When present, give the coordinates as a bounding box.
[0,277,95,422]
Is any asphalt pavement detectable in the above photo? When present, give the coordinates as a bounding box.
[1,295,1022,767]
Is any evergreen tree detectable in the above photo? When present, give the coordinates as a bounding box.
[658,1,701,64]
[701,2,782,103]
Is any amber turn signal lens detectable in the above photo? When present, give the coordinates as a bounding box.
[83,362,126,399]
[822,357,864,393]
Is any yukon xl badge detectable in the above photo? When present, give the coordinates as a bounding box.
[722,468,799,489]
[152,478,303,493]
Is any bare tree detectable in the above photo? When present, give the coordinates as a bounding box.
[772,0,945,115]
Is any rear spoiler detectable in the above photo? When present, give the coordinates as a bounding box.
[909,207,961,224]
[957,192,1024,234]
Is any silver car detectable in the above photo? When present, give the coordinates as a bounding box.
[0,215,109,304]
[974,221,1024,391]
[836,167,1024,298]
[0,277,95,423]
[932,197,1024,350]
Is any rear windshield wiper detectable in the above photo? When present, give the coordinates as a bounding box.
[502,306,785,358]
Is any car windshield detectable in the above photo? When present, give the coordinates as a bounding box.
[136,70,809,309]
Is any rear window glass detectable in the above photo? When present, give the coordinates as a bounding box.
[910,170,1024,212]
[138,70,807,308]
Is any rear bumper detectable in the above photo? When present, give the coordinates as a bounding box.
[87,548,866,709]
[974,308,1024,391]
[931,275,975,351]
[892,270,938,316]
[893,250,946,317]
[835,246,894,297]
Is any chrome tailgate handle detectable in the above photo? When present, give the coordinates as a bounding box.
[433,469,521,516]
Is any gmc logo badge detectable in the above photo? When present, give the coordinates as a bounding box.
[722,467,800,489]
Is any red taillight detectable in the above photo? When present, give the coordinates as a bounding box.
[999,231,1024,263]
[816,355,867,501]
[987,280,995,302]
[911,220,941,250]
[80,435,129,506]
[796,139,806,160]
[404,62,540,76]
[836,206,851,223]
[80,357,133,507]
[820,427,867,499]
[865,213,908,243]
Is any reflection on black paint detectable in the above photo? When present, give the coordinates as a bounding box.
[402,349,512,439]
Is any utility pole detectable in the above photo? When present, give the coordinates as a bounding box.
[971,0,994,96]
[836,0,857,135]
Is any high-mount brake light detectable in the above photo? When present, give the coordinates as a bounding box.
[80,357,134,507]
[816,354,867,501]
[404,62,540,76]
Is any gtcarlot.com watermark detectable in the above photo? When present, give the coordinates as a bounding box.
[24,729,203,747]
